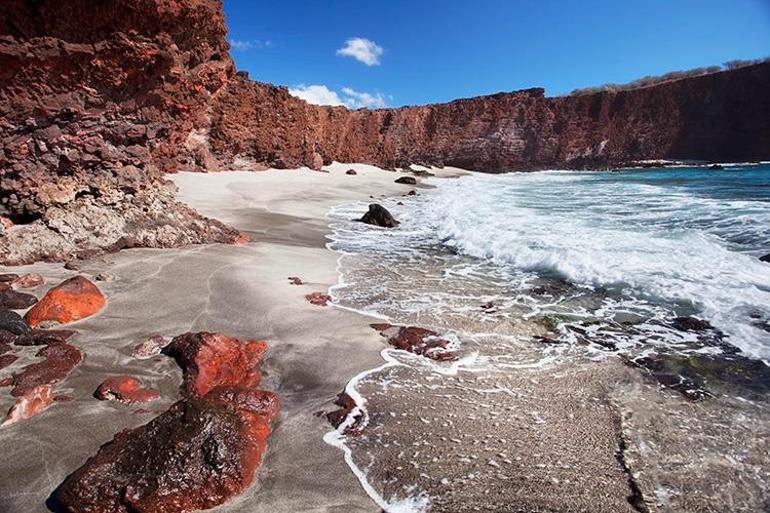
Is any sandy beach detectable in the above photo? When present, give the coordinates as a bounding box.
[0,163,445,512]
[1,163,768,513]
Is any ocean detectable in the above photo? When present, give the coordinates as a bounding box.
[324,164,770,511]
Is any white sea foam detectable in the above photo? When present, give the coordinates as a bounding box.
[383,171,770,361]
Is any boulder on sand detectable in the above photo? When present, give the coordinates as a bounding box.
[359,204,399,228]
[96,376,160,404]
[395,176,417,185]
[0,289,37,310]
[56,332,279,513]
[760,253,770,263]
[346,169,357,175]
[24,276,105,327]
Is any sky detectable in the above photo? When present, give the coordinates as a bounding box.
[223,0,770,108]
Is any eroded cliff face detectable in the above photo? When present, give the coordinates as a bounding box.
[208,64,770,172]
[1,0,769,265]
[0,0,244,265]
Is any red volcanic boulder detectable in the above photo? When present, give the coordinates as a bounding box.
[13,273,45,289]
[3,384,54,426]
[305,292,332,307]
[57,332,279,513]
[394,176,417,185]
[0,289,37,309]
[10,342,82,397]
[166,332,267,398]
[132,335,169,359]
[370,324,455,361]
[96,376,160,404]
[25,276,106,327]
[359,204,399,228]
[57,387,279,513]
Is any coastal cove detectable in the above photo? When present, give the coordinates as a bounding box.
[1,2,770,511]
[0,163,768,512]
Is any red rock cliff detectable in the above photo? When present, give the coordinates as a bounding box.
[208,64,770,172]
[2,0,769,265]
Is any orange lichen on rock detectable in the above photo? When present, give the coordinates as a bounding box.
[96,376,160,404]
[3,384,54,426]
[25,276,106,327]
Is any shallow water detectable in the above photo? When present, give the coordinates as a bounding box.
[330,164,770,363]
[325,164,770,511]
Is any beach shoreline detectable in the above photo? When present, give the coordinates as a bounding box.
[1,163,768,513]
[0,163,465,512]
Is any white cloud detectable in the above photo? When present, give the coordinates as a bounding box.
[288,84,344,106]
[289,84,388,109]
[336,37,384,66]
[341,87,387,108]
[229,39,271,51]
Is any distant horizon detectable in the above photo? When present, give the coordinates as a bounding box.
[223,0,770,108]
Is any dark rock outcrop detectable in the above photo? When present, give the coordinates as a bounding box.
[760,253,770,263]
[57,331,279,513]
[0,0,246,265]
[359,204,399,228]
[57,387,279,513]
[370,323,455,361]
[0,289,37,309]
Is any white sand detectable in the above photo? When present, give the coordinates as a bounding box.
[0,163,453,512]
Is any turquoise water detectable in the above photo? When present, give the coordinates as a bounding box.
[330,164,770,363]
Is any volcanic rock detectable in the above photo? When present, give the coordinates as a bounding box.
[0,274,19,283]
[370,324,455,361]
[345,169,357,175]
[0,353,18,370]
[166,332,267,398]
[305,292,332,307]
[96,376,160,404]
[12,273,44,288]
[0,309,30,335]
[0,289,37,309]
[287,276,304,285]
[132,335,169,359]
[359,204,399,228]
[10,342,82,397]
[671,316,713,332]
[760,253,770,263]
[2,384,54,426]
[395,176,417,185]
[57,332,279,513]
[326,391,364,436]
[24,276,105,327]
[57,388,279,513]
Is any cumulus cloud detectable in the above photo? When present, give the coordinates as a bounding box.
[341,87,387,108]
[229,39,271,51]
[289,85,388,109]
[336,37,384,66]
[288,84,344,106]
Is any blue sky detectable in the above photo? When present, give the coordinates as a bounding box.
[223,0,770,108]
